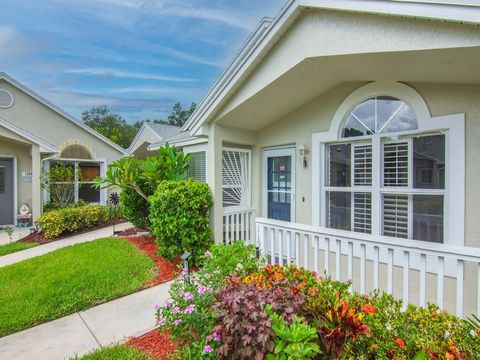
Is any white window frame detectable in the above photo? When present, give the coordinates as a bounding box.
[48,158,106,205]
[312,82,465,247]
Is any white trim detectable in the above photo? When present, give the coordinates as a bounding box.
[127,122,162,154]
[0,89,14,108]
[0,155,17,226]
[148,136,208,151]
[0,116,58,153]
[312,82,465,247]
[185,0,480,136]
[0,73,128,155]
[263,146,296,222]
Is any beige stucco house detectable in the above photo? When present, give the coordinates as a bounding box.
[169,0,480,317]
[128,122,181,158]
[0,73,127,227]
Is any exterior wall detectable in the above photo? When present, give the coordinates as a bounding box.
[0,137,33,219]
[218,10,480,118]
[0,79,124,164]
[242,82,480,250]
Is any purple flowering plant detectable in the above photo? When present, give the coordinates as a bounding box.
[155,241,259,359]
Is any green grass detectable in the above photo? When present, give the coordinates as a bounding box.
[73,345,152,360]
[0,242,38,256]
[0,238,156,336]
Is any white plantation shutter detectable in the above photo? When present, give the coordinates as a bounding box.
[354,145,372,186]
[353,192,372,233]
[188,151,206,182]
[383,142,409,186]
[383,194,409,238]
[222,149,250,207]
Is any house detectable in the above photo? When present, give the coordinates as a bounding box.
[174,0,480,317]
[0,73,127,226]
[128,122,181,158]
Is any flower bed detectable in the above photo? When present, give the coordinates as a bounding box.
[154,241,480,360]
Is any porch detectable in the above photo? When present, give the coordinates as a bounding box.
[223,208,480,318]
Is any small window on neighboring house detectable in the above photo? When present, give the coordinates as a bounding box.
[187,151,206,183]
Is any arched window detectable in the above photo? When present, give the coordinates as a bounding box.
[60,144,93,160]
[313,82,465,246]
[342,96,417,138]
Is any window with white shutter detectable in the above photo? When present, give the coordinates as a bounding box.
[222,149,251,208]
[188,151,206,183]
[323,96,446,243]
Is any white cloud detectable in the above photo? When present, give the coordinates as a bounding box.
[64,67,196,82]
[153,45,225,67]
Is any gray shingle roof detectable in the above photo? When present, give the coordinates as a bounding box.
[147,123,181,139]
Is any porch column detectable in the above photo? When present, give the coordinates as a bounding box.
[207,123,224,243]
[31,145,41,222]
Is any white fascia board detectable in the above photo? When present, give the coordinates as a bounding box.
[127,122,162,154]
[0,117,58,153]
[185,0,480,136]
[183,1,301,135]
[299,0,480,25]
[0,73,128,155]
[148,137,207,151]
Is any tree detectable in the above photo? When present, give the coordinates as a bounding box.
[82,106,136,148]
[167,102,197,127]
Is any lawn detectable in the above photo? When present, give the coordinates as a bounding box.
[0,242,38,256]
[0,238,156,337]
[73,345,151,360]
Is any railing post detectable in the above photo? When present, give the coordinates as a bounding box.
[456,259,464,318]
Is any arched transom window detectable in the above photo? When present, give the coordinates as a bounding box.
[326,95,445,243]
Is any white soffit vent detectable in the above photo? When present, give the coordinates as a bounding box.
[0,89,13,108]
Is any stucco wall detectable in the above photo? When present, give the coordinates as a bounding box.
[241,82,480,249]
[0,138,32,210]
[0,79,124,163]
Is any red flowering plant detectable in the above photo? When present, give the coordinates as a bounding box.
[345,291,480,359]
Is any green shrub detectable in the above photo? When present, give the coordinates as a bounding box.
[120,183,152,229]
[149,180,213,264]
[37,205,111,238]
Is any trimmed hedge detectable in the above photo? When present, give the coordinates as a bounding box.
[149,180,213,265]
[121,184,151,229]
[37,205,110,238]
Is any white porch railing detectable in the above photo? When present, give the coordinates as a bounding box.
[256,217,480,318]
[223,207,256,244]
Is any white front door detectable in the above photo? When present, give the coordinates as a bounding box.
[263,147,296,222]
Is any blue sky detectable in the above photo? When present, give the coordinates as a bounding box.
[0,0,285,123]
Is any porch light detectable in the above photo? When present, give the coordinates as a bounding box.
[298,144,308,168]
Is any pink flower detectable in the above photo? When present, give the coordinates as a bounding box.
[172,307,180,314]
[164,299,172,308]
[154,304,161,311]
[198,285,207,295]
[213,331,221,341]
[156,316,165,325]
[204,251,212,257]
[183,292,194,301]
[204,273,212,280]
[183,304,195,314]
[203,345,213,353]
[174,319,182,325]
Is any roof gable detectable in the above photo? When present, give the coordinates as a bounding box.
[0,73,128,155]
[183,0,480,135]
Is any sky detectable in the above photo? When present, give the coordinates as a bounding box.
[0,0,285,123]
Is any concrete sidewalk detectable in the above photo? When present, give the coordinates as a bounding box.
[0,222,131,268]
[0,281,171,360]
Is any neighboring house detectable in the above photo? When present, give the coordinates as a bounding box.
[174,0,480,317]
[128,122,181,158]
[0,73,127,226]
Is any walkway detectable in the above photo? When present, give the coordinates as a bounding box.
[0,281,171,360]
[0,222,131,268]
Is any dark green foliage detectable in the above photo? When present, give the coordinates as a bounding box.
[149,180,212,265]
[120,184,151,229]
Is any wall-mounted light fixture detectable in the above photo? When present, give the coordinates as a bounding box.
[298,144,308,168]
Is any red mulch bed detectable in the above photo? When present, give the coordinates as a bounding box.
[125,236,180,286]
[20,219,127,245]
[129,329,178,360]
